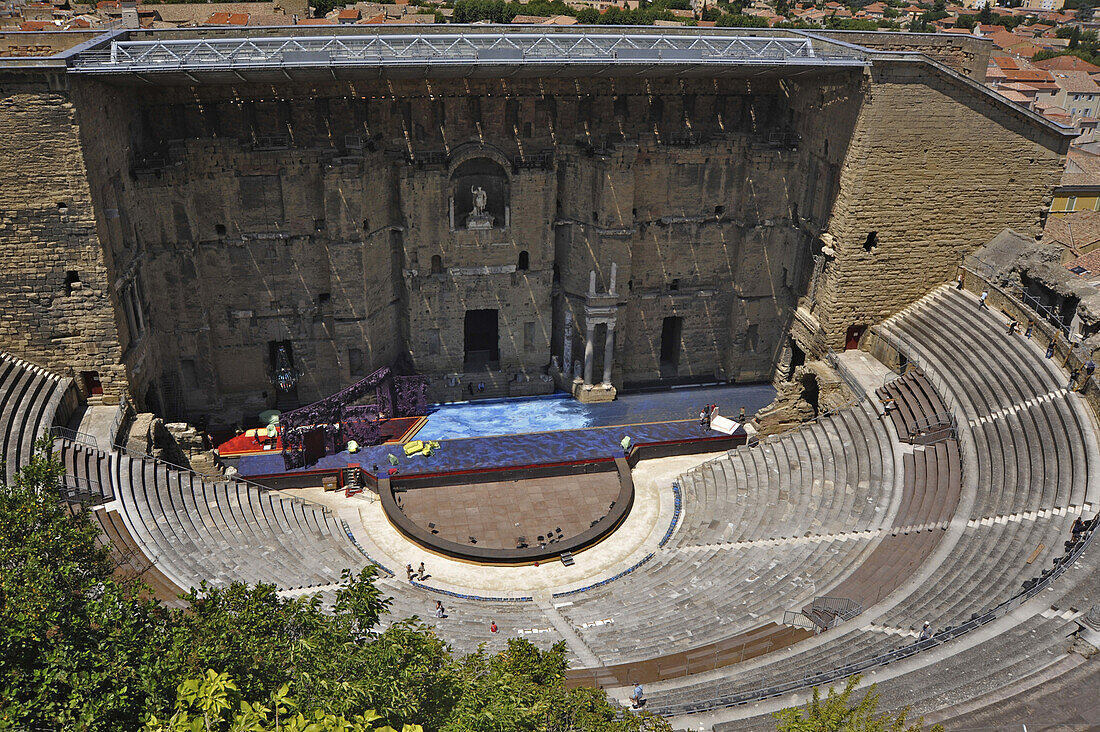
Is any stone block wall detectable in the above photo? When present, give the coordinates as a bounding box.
[811,60,1068,353]
[0,71,126,399]
[0,45,1071,425]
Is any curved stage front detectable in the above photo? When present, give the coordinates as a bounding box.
[379,459,635,564]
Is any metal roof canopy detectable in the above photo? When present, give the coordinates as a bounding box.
[67,31,869,77]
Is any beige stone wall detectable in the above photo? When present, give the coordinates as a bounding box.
[812,61,1068,352]
[0,71,126,399]
[0,52,1069,426]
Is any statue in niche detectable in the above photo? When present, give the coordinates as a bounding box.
[466,184,494,230]
[471,185,487,216]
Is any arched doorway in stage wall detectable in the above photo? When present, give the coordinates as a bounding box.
[845,324,867,350]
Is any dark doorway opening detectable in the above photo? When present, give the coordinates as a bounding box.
[80,370,103,396]
[845,324,866,351]
[660,316,682,378]
[464,309,500,369]
[143,382,163,416]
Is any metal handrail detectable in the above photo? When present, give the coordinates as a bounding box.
[50,425,97,448]
[962,255,1072,339]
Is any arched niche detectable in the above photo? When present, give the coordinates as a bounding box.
[449,157,510,231]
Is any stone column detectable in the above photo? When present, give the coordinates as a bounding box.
[583,321,596,385]
[602,321,615,385]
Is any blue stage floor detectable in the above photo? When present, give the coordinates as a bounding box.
[237,383,773,480]
[415,383,776,440]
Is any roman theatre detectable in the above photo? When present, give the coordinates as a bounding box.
[1,24,1099,729]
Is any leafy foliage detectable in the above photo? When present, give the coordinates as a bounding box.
[0,441,661,732]
[774,675,944,732]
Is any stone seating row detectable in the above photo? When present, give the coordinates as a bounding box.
[643,285,1096,720]
[57,438,367,594]
[877,285,1094,621]
[875,368,952,444]
[0,352,73,484]
[556,398,906,672]
[91,505,188,608]
[57,440,115,503]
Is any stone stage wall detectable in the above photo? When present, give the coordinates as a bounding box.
[0,35,1071,426]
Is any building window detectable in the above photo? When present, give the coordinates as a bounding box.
[427,329,441,356]
[1067,196,1078,212]
[430,254,444,275]
[63,270,81,296]
[517,250,529,271]
[863,231,879,252]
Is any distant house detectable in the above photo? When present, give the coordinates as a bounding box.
[1023,0,1064,10]
[337,7,360,22]
[1050,149,1100,220]
[863,2,888,18]
[1034,55,1100,74]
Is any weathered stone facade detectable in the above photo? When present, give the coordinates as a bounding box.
[0,30,1073,428]
[0,71,127,402]
[808,60,1067,357]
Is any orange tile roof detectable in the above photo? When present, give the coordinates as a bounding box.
[19,19,54,29]
[1034,55,1100,74]
[203,11,248,24]
[338,8,359,18]
[297,16,334,23]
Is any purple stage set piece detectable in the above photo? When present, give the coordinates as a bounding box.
[280,366,427,470]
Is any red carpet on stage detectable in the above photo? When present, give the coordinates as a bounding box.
[215,416,425,458]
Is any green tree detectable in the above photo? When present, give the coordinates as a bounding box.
[309,0,341,17]
[144,670,424,732]
[978,3,992,24]
[577,7,600,22]
[0,442,658,732]
[0,436,162,731]
[774,675,944,732]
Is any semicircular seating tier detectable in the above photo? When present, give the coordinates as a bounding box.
[55,439,369,594]
[0,352,77,484]
[640,284,1099,722]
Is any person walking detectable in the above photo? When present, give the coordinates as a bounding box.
[418,562,427,580]
[699,407,708,430]
[1070,367,1080,390]
[406,564,415,582]
[956,274,964,289]
[738,406,746,422]
[1046,339,1056,359]
[435,601,445,618]
[1025,319,1034,339]
[978,291,989,309]
[631,682,645,709]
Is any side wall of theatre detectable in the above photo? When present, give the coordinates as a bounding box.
[0,70,127,401]
[809,60,1068,355]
